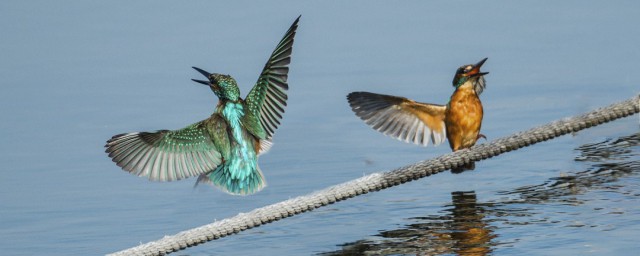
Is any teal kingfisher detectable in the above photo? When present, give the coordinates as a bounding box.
[105,16,300,195]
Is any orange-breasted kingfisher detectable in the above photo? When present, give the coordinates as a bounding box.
[105,16,300,195]
[347,58,489,173]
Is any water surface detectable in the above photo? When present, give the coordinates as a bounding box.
[0,1,639,255]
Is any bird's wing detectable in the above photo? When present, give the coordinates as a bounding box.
[347,91,447,147]
[242,16,300,139]
[105,120,223,182]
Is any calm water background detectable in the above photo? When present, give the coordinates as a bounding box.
[1,1,639,255]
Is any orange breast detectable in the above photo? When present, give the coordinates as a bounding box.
[444,85,483,151]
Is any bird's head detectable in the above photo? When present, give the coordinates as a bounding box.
[452,58,489,92]
[192,66,241,101]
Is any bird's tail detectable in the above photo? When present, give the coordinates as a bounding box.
[451,162,476,174]
[195,165,266,195]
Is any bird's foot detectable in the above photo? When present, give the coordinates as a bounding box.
[451,161,476,174]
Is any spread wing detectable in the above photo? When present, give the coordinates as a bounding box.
[105,121,222,181]
[243,16,300,139]
[347,91,447,147]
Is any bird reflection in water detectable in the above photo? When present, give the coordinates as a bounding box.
[320,191,496,256]
[444,191,495,255]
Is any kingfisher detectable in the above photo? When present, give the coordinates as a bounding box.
[105,16,300,195]
[347,58,489,173]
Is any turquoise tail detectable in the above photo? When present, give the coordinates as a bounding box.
[197,164,266,195]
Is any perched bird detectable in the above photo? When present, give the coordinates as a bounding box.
[347,58,489,173]
[105,16,300,195]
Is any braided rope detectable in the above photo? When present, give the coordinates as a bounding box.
[110,94,639,256]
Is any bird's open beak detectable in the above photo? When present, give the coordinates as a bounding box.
[191,66,211,85]
[468,58,489,77]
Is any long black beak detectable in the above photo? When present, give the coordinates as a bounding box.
[475,57,488,68]
[470,58,489,77]
[192,66,211,77]
[191,79,209,85]
[192,66,211,85]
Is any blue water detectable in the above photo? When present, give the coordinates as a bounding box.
[1,1,639,255]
